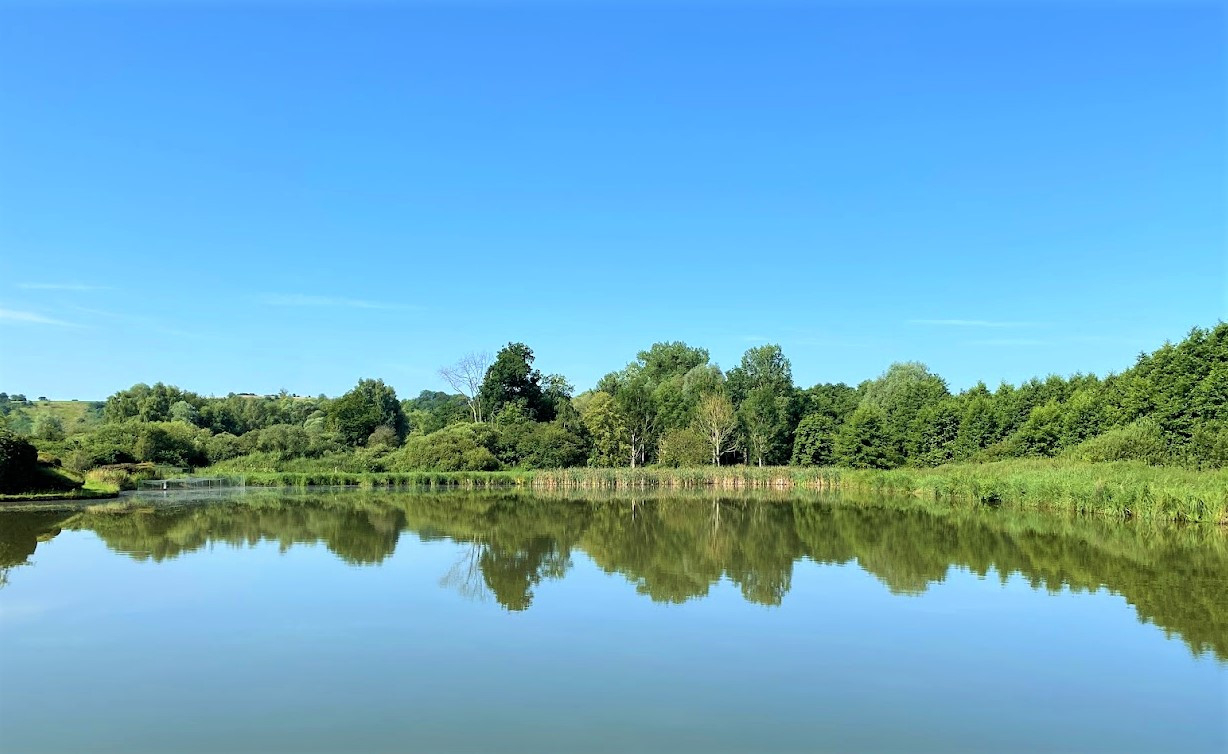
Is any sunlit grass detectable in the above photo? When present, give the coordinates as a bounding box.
[194,459,1228,524]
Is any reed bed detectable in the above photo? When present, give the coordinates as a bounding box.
[205,460,1228,524]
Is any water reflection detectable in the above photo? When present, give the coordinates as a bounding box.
[2,489,1225,659]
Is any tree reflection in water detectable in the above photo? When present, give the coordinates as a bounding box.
[2,488,1224,658]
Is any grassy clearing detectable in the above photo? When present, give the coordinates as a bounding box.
[18,399,104,436]
[190,459,1228,524]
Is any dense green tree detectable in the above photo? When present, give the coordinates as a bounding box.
[328,378,407,446]
[612,373,657,468]
[859,362,949,462]
[0,430,38,493]
[834,404,895,469]
[728,345,796,465]
[402,390,470,436]
[907,397,961,466]
[390,423,501,471]
[575,391,628,467]
[953,392,1000,460]
[1013,401,1064,457]
[479,343,551,421]
[32,414,65,442]
[169,400,199,426]
[741,387,782,466]
[791,413,837,466]
[657,427,709,467]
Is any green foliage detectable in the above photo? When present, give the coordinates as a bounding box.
[389,424,501,472]
[657,427,710,467]
[205,432,244,464]
[402,390,470,435]
[32,414,65,441]
[479,342,552,421]
[133,422,209,466]
[169,400,199,425]
[791,413,837,466]
[575,391,628,466]
[834,405,896,469]
[509,421,591,469]
[1188,420,1228,469]
[367,425,400,449]
[16,321,1228,478]
[328,378,407,446]
[1065,419,1168,465]
[1013,401,1064,457]
[0,429,39,493]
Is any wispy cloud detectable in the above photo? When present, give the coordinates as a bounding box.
[259,293,416,311]
[65,305,198,338]
[0,307,79,327]
[18,283,112,291]
[967,338,1051,347]
[910,319,1037,328]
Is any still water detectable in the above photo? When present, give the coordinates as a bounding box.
[1,489,1225,753]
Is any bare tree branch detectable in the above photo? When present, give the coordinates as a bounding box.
[439,351,491,422]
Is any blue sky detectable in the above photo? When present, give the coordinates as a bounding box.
[1,1,1224,400]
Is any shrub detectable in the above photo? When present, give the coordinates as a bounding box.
[658,427,709,467]
[0,429,38,492]
[388,423,501,471]
[1066,419,1169,465]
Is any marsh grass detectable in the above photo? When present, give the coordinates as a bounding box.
[194,459,1228,524]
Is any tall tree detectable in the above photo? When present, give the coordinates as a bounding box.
[694,393,737,466]
[479,343,549,421]
[728,345,796,465]
[439,351,492,422]
[328,378,408,446]
[834,404,895,469]
[575,391,628,467]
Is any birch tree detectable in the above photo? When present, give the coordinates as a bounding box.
[694,393,736,466]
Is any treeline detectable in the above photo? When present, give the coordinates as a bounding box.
[3,323,1226,482]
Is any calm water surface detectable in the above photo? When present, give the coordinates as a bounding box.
[1,489,1225,753]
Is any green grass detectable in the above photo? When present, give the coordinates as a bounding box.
[192,459,1228,524]
[17,399,104,436]
[0,485,118,503]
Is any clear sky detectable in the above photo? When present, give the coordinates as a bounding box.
[1,1,1224,400]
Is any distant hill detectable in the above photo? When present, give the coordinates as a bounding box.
[0,397,103,437]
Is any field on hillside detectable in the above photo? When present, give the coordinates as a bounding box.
[3,399,104,436]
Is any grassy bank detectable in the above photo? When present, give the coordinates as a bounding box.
[0,485,119,503]
[188,459,1228,524]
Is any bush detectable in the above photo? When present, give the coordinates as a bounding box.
[367,425,400,449]
[0,429,38,492]
[658,427,709,467]
[205,432,244,464]
[1065,419,1169,465]
[388,424,501,471]
[33,414,65,441]
[133,422,209,467]
[1188,421,1228,469]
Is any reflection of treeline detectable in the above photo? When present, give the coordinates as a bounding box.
[4,491,1224,658]
[66,497,407,565]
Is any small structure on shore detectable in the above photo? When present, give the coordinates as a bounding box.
[138,477,245,492]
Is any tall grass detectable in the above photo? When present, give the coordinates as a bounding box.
[195,459,1228,524]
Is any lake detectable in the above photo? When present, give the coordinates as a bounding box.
[1,488,1225,753]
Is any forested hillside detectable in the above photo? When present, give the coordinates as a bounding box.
[2,323,1225,483]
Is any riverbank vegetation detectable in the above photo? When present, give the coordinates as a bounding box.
[174,460,1227,524]
[3,323,1225,514]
